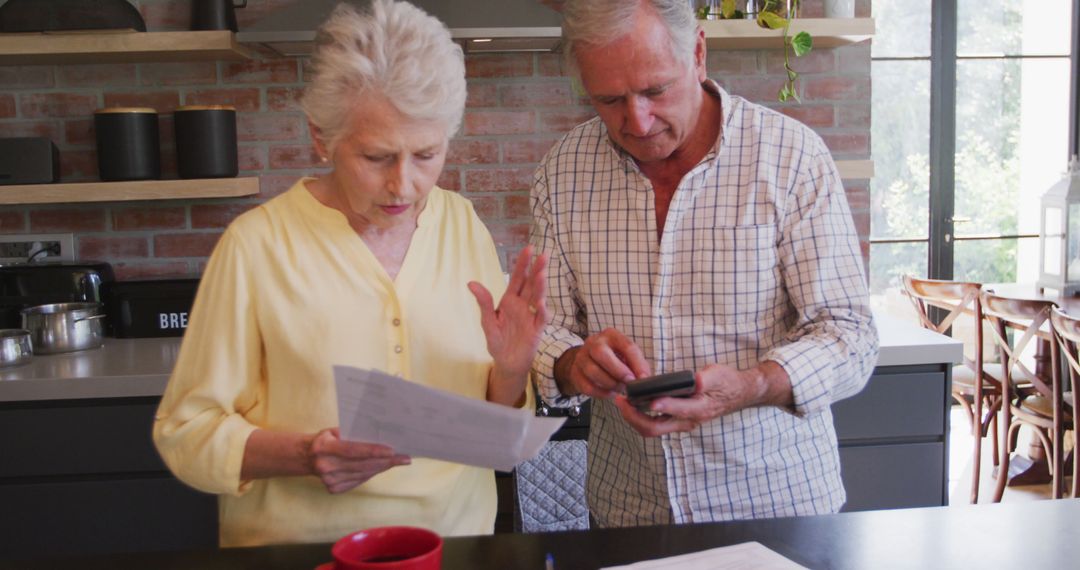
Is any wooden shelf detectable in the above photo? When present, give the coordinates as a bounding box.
[0,177,260,205]
[0,30,255,65]
[701,18,874,50]
[836,160,874,179]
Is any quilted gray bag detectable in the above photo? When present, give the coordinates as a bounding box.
[513,439,589,533]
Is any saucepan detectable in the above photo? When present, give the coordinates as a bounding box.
[0,329,32,367]
[21,302,106,355]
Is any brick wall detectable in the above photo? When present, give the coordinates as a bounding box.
[0,0,872,279]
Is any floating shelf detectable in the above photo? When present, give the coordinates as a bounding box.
[701,18,874,50]
[836,160,874,179]
[0,30,255,65]
[0,177,260,205]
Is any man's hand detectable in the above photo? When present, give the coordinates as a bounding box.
[613,361,794,438]
[554,328,652,399]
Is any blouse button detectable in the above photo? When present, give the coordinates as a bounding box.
[392,318,401,326]
[394,345,403,354]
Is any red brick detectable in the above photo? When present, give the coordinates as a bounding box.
[159,149,177,178]
[447,140,499,165]
[466,54,534,78]
[467,84,499,108]
[804,76,870,101]
[235,0,302,27]
[103,91,180,114]
[0,95,15,118]
[0,120,61,140]
[502,138,557,164]
[505,194,530,219]
[112,261,192,281]
[223,60,299,84]
[437,168,461,192]
[856,0,871,17]
[764,48,836,75]
[837,103,871,129]
[726,76,788,103]
[140,62,217,87]
[469,195,500,218]
[463,111,535,136]
[57,64,136,87]
[0,67,54,90]
[465,168,534,193]
[487,222,530,248]
[64,119,95,146]
[58,150,99,181]
[845,183,870,210]
[78,235,149,259]
[113,206,187,231]
[537,53,568,77]
[30,208,106,232]
[500,82,573,107]
[539,109,596,133]
[821,132,870,154]
[237,114,305,142]
[258,174,302,198]
[0,211,26,233]
[267,87,304,112]
[838,44,872,74]
[138,2,188,30]
[192,203,257,229]
[184,88,261,112]
[238,145,267,171]
[706,51,760,75]
[779,105,835,128]
[269,145,322,169]
[155,232,223,257]
[20,93,99,119]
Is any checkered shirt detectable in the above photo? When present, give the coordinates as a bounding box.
[529,82,879,526]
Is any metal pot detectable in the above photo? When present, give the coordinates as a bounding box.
[0,329,32,367]
[21,302,106,354]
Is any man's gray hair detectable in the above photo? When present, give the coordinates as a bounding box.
[300,0,466,156]
[561,0,699,76]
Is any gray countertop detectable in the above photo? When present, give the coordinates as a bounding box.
[0,312,961,403]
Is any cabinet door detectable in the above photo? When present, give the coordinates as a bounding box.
[832,369,948,442]
[839,443,946,511]
[0,477,218,558]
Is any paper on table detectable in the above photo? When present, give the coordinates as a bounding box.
[333,365,566,472]
[600,542,807,570]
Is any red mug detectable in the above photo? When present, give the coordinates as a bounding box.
[329,526,443,570]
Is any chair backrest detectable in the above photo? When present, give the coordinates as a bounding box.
[980,290,1058,399]
[1049,307,1080,409]
[902,275,985,369]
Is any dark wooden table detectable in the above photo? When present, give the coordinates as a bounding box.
[4,500,1078,569]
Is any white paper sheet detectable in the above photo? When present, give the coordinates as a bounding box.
[600,542,807,570]
[333,366,566,472]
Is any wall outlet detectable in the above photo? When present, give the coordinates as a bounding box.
[0,233,75,264]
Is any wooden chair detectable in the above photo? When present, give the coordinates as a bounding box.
[902,275,1002,503]
[981,290,1067,501]
[1047,307,1079,498]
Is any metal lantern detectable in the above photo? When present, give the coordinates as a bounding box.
[1038,155,1080,295]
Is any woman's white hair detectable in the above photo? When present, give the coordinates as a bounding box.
[561,0,698,76]
[300,0,466,156]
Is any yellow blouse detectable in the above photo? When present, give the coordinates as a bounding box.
[153,179,510,547]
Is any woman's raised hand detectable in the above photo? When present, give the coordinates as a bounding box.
[468,246,549,406]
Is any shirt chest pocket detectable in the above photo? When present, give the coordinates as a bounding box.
[685,224,781,323]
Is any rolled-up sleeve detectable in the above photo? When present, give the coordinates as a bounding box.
[153,227,263,496]
[763,147,879,416]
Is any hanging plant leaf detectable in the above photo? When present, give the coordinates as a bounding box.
[721,0,737,19]
[757,11,788,30]
[790,31,813,57]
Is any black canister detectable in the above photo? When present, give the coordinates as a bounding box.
[93,107,161,182]
[190,0,238,32]
[173,105,238,179]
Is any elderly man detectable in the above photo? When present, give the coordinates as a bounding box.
[530,0,879,527]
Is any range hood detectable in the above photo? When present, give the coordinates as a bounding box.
[237,0,564,57]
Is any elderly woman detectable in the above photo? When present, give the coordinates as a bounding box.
[153,0,547,547]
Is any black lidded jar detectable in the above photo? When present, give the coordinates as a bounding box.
[94,107,161,181]
[174,105,238,179]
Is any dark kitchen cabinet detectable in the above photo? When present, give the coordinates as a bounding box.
[0,397,217,560]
